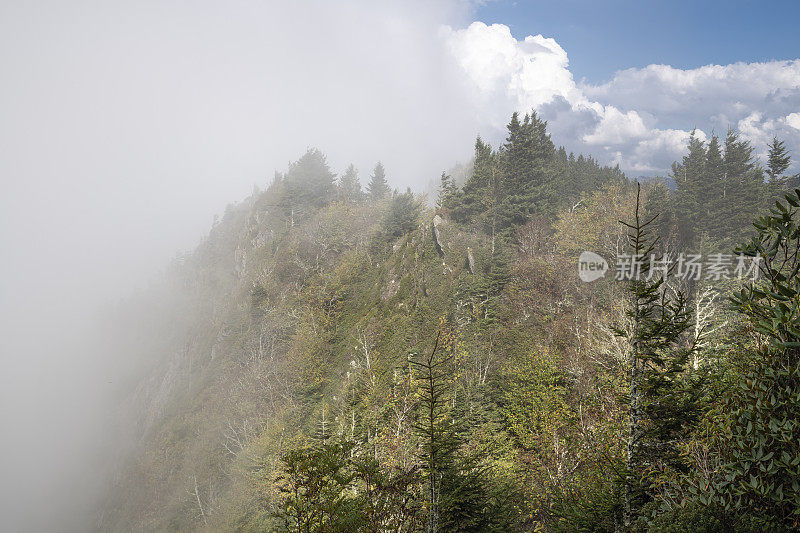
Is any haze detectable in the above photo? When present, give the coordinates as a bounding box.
[0,2,479,531]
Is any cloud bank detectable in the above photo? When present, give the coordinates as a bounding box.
[443,21,800,175]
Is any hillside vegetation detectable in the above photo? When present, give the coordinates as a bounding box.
[100,113,800,531]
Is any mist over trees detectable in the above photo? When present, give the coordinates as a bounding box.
[95,110,800,532]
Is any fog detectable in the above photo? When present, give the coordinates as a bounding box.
[0,1,488,531]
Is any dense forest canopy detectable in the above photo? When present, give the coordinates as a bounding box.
[100,111,800,532]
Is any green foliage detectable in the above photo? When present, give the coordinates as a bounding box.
[274,439,362,532]
[707,188,800,530]
[634,501,762,533]
[274,437,423,532]
[436,171,458,211]
[412,322,517,533]
[281,148,337,224]
[500,353,571,455]
[671,130,707,247]
[99,116,800,532]
[448,115,625,237]
[617,184,701,525]
[766,136,799,205]
[450,137,497,226]
[368,162,391,200]
[380,188,422,239]
[767,136,793,186]
[339,163,363,204]
[498,111,557,226]
[672,130,765,248]
[549,479,623,533]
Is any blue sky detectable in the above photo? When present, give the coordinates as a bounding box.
[475,0,800,83]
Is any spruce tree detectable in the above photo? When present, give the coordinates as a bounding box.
[281,148,336,226]
[717,129,764,246]
[412,324,514,533]
[767,136,791,185]
[437,172,458,210]
[703,133,725,233]
[338,163,363,204]
[450,137,497,225]
[672,130,706,246]
[617,184,700,526]
[367,161,391,200]
[498,111,556,228]
[766,136,797,203]
[381,188,421,239]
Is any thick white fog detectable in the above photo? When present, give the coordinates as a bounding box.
[0,2,481,531]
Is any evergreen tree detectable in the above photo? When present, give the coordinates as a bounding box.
[281,148,336,226]
[703,133,725,231]
[552,146,571,200]
[412,329,457,533]
[767,136,792,185]
[672,130,707,246]
[449,115,626,233]
[766,136,797,202]
[716,129,764,245]
[498,111,556,228]
[412,324,515,533]
[617,184,700,527]
[367,161,391,200]
[381,188,421,239]
[338,163,363,204]
[450,136,498,226]
[436,172,458,210]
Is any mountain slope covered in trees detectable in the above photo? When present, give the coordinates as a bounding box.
[99,113,800,532]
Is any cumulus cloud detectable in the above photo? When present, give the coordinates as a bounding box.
[442,22,800,175]
[788,112,800,131]
[442,22,584,122]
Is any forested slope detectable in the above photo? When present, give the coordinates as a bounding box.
[99,113,800,532]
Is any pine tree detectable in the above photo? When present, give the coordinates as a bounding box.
[281,148,336,226]
[617,184,700,526]
[717,129,764,246]
[437,172,458,210]
[766,136,797,203]
[672,130,706,246]
[367,161,391,200]
[381,188,421,239]
[498,111,556,228]
[338,163,363,204]
[411,323,514,533]
[767,136,791,185]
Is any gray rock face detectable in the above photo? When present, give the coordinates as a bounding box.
[432,215,444,257]
[467,247,476,274]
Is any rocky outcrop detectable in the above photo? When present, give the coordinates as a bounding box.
[432,215,444,257]
[466,247,476,274]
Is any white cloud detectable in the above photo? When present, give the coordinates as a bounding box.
[442,22,800,175]
[583,106,648,146]
[786,112,800,131]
